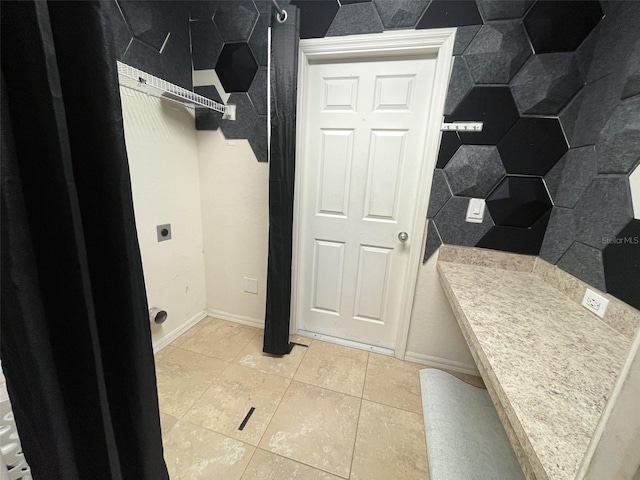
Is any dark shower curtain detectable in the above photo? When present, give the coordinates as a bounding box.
[1,1,168,479]
[263,6,301,355]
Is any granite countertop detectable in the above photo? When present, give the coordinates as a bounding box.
[437,260,630,480]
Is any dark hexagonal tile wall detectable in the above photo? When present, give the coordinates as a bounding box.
[427,169,452,219]
[249,13,270,67]
[248,115,268,163]
[219,93,258,139]
[213,0,259,42]
[248,67,267,116]
[498,117,568,175]
[436,132,462,169]
[595,95,640,174]
[374,0,429,29]
[216,43,259,93]
[572,177,633,250]
[106,1,133,59]
[523,0,603,54]
[190,20,224,70]
[423,220,443,262]
[448,87,519,145]
[486,176,552,228]
[435,197,494,246]
[539,206,577,263]
[417,0,483,29]
[509,53,583,115]
[556,241,606,291]
[476,209,550,255]
[291,0,340,39]
[118,0,180,52]
[444,57,474,116]
[544,146,597,209]
[453,25,482,55]
[603,219,640,310]
[443,145,505,198]
[326,2,384,36]
[463,20,532,84]
[476,0,534,21]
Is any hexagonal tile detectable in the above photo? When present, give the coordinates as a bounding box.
[544,146,597,208]
[423,220,442,262]
[248,115,268,163]
[476,209,550,255]
[464,20,532,84]
[416,0,483,29]
[486,176,552,228]
[219,93,258,139]
[448,86,519,145]
[559,73,624,149]
[444,57,473,116]
[596,95,640,174]
[443,145,505,198]
[216,43,259,93]
[291,0,340,39]
[427,169,452,219]
[476,0,534,21]
[436,131,462,169]
[572,177,633,249]
[118,1,171,51]
[213,0,259,42]
[497,117,568,175]
[557,241,606,291]
[539,206,577,264]
[524,0,603,54]
[326,2,384,36]
[603,219,640,309]
[105,1,133,59]
[575,1,640,86]
[434,197,494,247]
[249,13,270,67]
[453,25,481,55]
[248,67,267,116]
[189,1,218,21]
[630,163,640,220]
[190,20,224,70]
[372,0,428,29]
[622,59,640,100]
[510,53,583,115]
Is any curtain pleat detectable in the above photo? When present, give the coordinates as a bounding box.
[0,2,168,478]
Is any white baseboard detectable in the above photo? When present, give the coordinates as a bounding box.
[404,351,479,376]
[152,310,207,354]
[206,309,264,330]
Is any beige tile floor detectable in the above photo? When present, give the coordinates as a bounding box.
[157,317,484,480]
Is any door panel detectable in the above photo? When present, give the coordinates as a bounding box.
[298,56,436,348]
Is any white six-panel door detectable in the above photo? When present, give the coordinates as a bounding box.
[297,55,437,349]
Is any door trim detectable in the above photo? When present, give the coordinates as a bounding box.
[291,29,456,359]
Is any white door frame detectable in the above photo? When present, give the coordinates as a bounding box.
[291,29,456,360]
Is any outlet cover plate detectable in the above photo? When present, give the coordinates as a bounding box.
[581,288,609,318]
[466,198,486,223]
[157,224,172,242]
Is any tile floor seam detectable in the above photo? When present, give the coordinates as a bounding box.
[252,447,346,479]
[347,351,370,479]
[252,371,296,450]
[238,443,259,480]
[231,340,310,380]
[174,359,232,420]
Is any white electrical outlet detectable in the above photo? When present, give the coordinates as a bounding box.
[244,277,258,294]
[581,288,609,318]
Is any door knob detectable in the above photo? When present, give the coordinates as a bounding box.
[398,231,409,242]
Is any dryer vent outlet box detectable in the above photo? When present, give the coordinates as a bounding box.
[157,224,172,242]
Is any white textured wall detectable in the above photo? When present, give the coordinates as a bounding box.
[121,89,207,347]
[406,248,478,374]
[197,130,269,325]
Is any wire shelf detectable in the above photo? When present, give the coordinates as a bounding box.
[117,61,229,115]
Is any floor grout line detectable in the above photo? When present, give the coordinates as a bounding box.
[347,350,370,479]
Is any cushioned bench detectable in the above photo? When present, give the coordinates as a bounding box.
[420,368,525,480]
